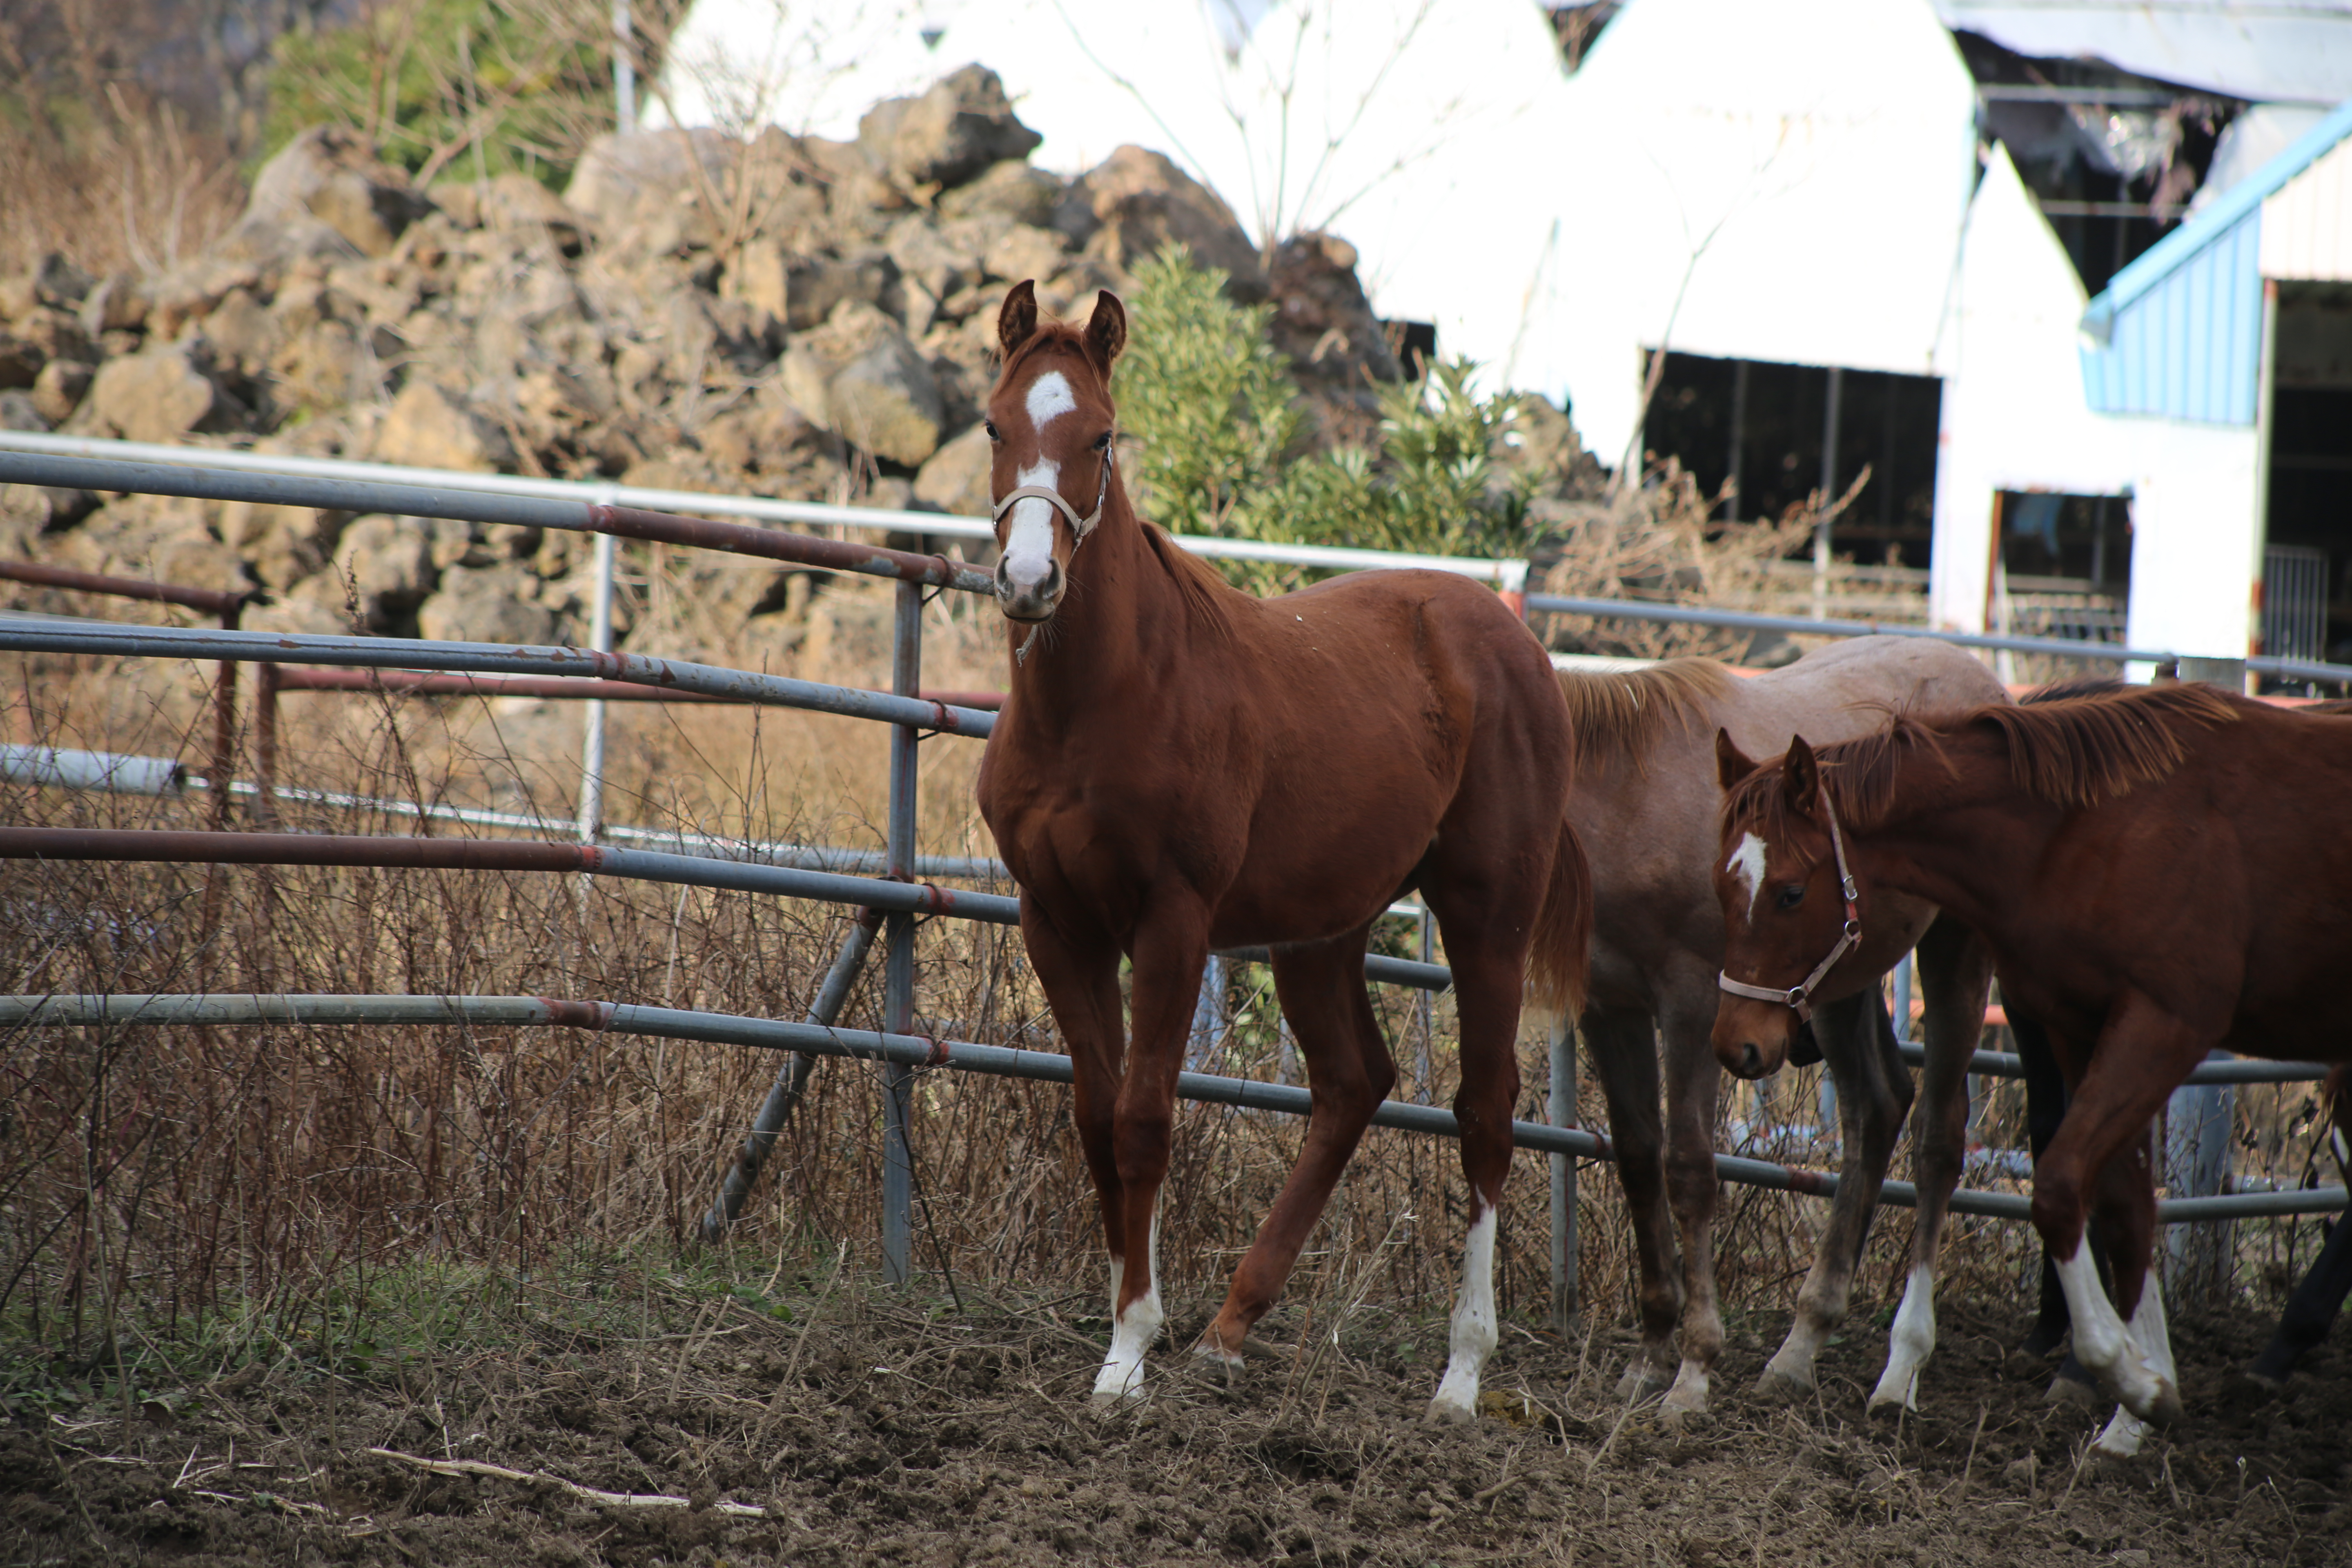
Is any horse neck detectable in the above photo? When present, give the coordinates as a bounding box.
[1004,486,1203,713]
[1844,733,2062,931]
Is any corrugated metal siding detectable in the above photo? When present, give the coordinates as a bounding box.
[2262,136,2352,282]
[2080,211,2264,425]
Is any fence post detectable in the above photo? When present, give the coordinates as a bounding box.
[577,525,617,843]
[1549,1015,1578,1328]
[881,578,922,1286]
[2164,1062,2237,1304]
[1417,906,1435,1101]
[1188,954,1227,1070]
[252,660,281,826]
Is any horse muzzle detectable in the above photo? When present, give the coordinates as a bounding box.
[995,556,1063,622]
[1712,1005,1791,1080]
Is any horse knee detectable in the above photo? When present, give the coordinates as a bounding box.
[1111,1111,1174,1187]
[2031,1178,2088,1259]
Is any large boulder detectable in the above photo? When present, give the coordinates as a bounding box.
[370,381,517,473]
[230,126,433,262]
[79,345,245,442]
[859,66,1041,190]
[1266,231,1402,416]
[913,421,995,520]
[416,563,557,646]
[1075,146,1264,296]
[564,128,736,252]
[781,301,944,466]
[331,513,438,628]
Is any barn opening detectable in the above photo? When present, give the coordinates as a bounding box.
[1638,351,1944,571]
[1992,491,2133,647]
[2265,282,2352,667]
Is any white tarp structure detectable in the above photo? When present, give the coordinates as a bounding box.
[650,0,1574,393]
[1931,0,2352,105]
[1539,0,1980,470]
[1927,147,2135,633]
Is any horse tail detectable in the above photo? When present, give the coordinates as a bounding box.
[1525,815,1593,1020]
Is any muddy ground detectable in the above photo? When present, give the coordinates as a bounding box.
[6,1279,2349,1568]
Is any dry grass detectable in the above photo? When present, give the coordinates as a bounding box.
[0,554,2334,1378]
[0,103,247,282]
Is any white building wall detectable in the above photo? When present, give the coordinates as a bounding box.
[1928,149,2134,633]
[2120,421,2265,665]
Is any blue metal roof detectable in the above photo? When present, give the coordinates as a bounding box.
[2078,96,2352,425]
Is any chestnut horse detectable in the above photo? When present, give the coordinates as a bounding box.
[973,283,1588,1416]
[1551,637,2000,1419]
[1711,684,2352,1425]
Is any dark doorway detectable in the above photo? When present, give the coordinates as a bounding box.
[1639,352,1944,570]
[2265,284,2352,666]
[1996,491,2132,645]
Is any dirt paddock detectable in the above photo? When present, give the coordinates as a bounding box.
[7,1272,2348,1568]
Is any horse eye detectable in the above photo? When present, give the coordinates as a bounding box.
[1776,885,1806,911]
[984,421,1001,443]
[1092,431,1111,452]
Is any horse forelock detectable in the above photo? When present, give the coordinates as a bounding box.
[993,323,1105,403]
[1556,659,1735,773]
[1717,715,1944,859]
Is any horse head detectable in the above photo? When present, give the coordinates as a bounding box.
[1710,729,1864,1079]
[984,280,1127,627]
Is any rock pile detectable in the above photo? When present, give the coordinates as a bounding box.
[0,65,1414,648]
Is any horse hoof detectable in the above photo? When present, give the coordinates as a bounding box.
[2146,1384,2184,1427]
[1755,1365,1813,1403]
[1616,1363,1672,1401]
[1191,1339,1245,1386]
[2044,1373,2103,1411]
[1864,1384,1918,1417]
[1424,1394,1476,1425]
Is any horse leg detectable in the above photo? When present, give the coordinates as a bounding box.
[2013,1013,2074,1359]
[1868,918,1990,1411]
[1424,938,1529,1423]
[2249,1211,2352,1387]
[1763,989,1909,1401]
[1091,903,1214,1405]
[1657,977,1728,1420]
[1580,1004,1683,1399]
[2086,1125,2167,1457]
[2033,993,2196,1425]
[1197,927,1394,1372]
[1019,903,1131,1339]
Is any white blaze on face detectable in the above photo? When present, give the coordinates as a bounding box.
[1726,833,1769,921]
[1000,370,1078,602]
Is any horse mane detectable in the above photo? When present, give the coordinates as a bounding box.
[1555,659,1735,771]
[1138,519,1237,642]
[1721,683,2245,844]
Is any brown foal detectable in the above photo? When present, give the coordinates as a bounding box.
[973,283,1587,1416]
[1711,684,2352,1425]
[1552,637,2001,1421]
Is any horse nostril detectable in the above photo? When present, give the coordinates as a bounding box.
[1740,1042,1763,1077]
[994,560,1011,592]
[1045,561,1063,597]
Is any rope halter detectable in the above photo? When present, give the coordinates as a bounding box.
[1716,789,1863,1025]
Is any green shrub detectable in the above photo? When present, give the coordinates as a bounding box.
[1120,245,1539,583]
[263,0,619,189]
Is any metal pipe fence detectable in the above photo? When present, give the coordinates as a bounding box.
[1528,591,2352,686]
[1893,1040,2330,1088]
[4,992,2336,1225]
[7,436,2336,1320]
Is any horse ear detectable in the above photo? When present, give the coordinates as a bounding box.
[1715,729,1757,791]
[1085,290,1127,379]
[998,280,1039,360]
[1782,734,1821,813]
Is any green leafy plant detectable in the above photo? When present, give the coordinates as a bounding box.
[1119,245,1539,584]
[263,0,628,189]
